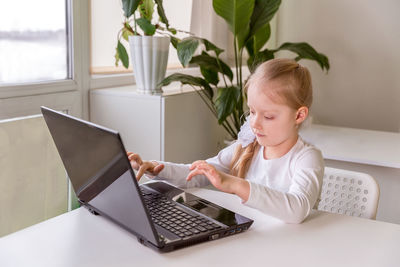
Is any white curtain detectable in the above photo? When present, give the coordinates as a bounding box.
[190,0,234,62]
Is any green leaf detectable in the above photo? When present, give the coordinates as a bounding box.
[213,0,255,37]
[237,25,251,49]
[154,0,169,28]
[253,23,271,52]
[159,73,214,99]
[122,0,141,18]
[114,47,120,66]
[245,23,271,58]
[117,41,129,68]
[122,27,134,41]
[275,42,330,71]
[249,0,281,37]
[245,39,255,58]
[200,66,219,86]
[190,52,233,81]
[170,36,180,49]
[139,0,154,21]
[124,22,134,34]
[215,86,241,124]
[168,28,177,34]
[136,18,156,35]
[177,37,200,67]
[201,39,224,56]
[247,49,274,73]
[176,36,225,67]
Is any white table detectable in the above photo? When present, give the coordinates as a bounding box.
[1,188,399,267]
[300,124,400,168]
[300,124,400,224]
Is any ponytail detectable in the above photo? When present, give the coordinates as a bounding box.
[230,140,259,178]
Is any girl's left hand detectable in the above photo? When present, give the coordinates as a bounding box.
[187,160,250,202]
[186,160,227,192]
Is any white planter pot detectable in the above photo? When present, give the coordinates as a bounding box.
[128,35,170,94]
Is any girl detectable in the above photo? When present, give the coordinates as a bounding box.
[128,58,324,224]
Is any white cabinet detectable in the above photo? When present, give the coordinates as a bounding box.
[89,86,227,164]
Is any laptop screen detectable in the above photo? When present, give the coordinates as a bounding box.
[41,108,125,202]
[41,107,160,245]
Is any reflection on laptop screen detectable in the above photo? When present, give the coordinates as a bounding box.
[43,109,127,202]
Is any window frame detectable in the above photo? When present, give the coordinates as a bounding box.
[0,0,90,119]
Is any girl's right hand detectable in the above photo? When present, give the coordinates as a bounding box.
[126,152,164,181]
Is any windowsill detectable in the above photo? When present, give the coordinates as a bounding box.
[89,67,202,90]
[89,65,250,92]
[90,83,199,99]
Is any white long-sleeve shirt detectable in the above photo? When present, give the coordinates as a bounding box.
[153,137,324,224]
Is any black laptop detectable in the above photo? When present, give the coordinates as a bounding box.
[41,106,253,252]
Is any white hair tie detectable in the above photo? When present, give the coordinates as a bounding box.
[237,116,256,148]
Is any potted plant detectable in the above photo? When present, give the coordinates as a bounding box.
[115,0,177,94]
[159,0,330,139]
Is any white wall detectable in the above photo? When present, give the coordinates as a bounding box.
[276,0,400,132]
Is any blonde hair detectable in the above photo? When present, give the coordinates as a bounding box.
[230,58,313,178]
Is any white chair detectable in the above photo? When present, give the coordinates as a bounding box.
[317,167,380,219]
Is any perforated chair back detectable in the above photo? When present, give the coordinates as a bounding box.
[317,167,380,219]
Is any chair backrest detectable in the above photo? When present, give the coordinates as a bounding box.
[317,167,380,219]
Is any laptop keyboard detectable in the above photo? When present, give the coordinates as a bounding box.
[141,190,222,238]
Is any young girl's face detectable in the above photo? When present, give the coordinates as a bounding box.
[247,79,303,150]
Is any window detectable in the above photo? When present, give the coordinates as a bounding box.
[0,0,71,84]
[0,0,87,120]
